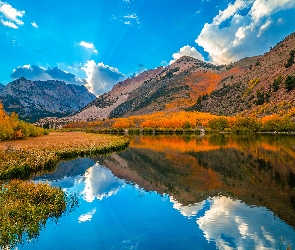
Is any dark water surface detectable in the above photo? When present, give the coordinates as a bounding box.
[21,134,295,249]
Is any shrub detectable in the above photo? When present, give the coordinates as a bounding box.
[232,117,262,133]
[284,75,295,92]
[285,50,294,68]
[208,118,229,132]
[256,90,265,105]
[272,76,282,92]
[182,121,192,129]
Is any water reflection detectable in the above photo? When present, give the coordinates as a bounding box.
[196,196,293,249]
[82,163,124,202]
[99,134,295,227]
[35,159,125,203]
[29,134,295,249]
[170,195,295,249]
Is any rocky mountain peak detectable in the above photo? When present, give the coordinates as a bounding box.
[0,78,96,122]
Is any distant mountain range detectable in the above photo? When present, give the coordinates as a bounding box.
[5,31,295,126]
[0,77,96,122]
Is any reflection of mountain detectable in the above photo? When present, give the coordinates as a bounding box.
[33,158,96,181]
[99,135,295,227]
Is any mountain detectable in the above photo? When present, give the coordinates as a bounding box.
[45,56,231,126]
[0,83,4,91]
[190,32,295,116]
[38,31,295,126]
[70,66,165,121]
[0,77,96,122]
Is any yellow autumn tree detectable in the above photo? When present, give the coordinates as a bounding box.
[0,103,47,141]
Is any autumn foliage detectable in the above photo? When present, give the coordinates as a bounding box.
[0,104,46,140]
[64,109,295,133]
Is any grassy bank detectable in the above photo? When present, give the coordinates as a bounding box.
[0,132,129,248]
[0,132,129,180]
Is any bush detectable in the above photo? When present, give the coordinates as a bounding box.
[263,117,295,132]
[256,90,265,105]
[284,75,295,92]
[182,121,192,129]
[128,128,140,134]
[208,118,229,132]
[232,117,262,133]
[272,76,282,92]
[285,50,294,68]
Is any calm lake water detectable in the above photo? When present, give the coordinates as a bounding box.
[20,134,295,249]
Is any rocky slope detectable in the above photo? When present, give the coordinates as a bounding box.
[109,57,226,118]
[71,66,165,121]
[191,32,295,116]
[0,77,96,122]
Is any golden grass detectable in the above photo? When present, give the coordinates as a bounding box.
[0,132,129,180]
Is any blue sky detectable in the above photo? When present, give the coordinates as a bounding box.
[1,0,295,96]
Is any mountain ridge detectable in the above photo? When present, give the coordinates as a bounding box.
[0,77,96,122]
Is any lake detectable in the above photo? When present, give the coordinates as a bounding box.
[20,134,295,249]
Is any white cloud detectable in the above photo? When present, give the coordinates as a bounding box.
[196,0,295,64]
[212,0,250,26]
[250,0,295,23]
[124,14,137,19]
[31,22,38,28]
[22,64,30,69]
[113,12,140,26]
[81,163,124,202]
[78,208,96,223]
[170,45,204,64]
[0,18,17,28]
[170,197,206,218]
[257,19,272,37]
[82,60,125,96]
[79,41,98,53]
[123,13,140,25]
[0,1,24,29]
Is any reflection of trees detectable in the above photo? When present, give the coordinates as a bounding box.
[100,134,295,227]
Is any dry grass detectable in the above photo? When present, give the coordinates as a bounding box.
[0,132,129,180]
[0,132,121,151]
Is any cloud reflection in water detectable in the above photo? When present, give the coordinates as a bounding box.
[81,163,125,202]
[78,208,97,223]
[171,196,295,249]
